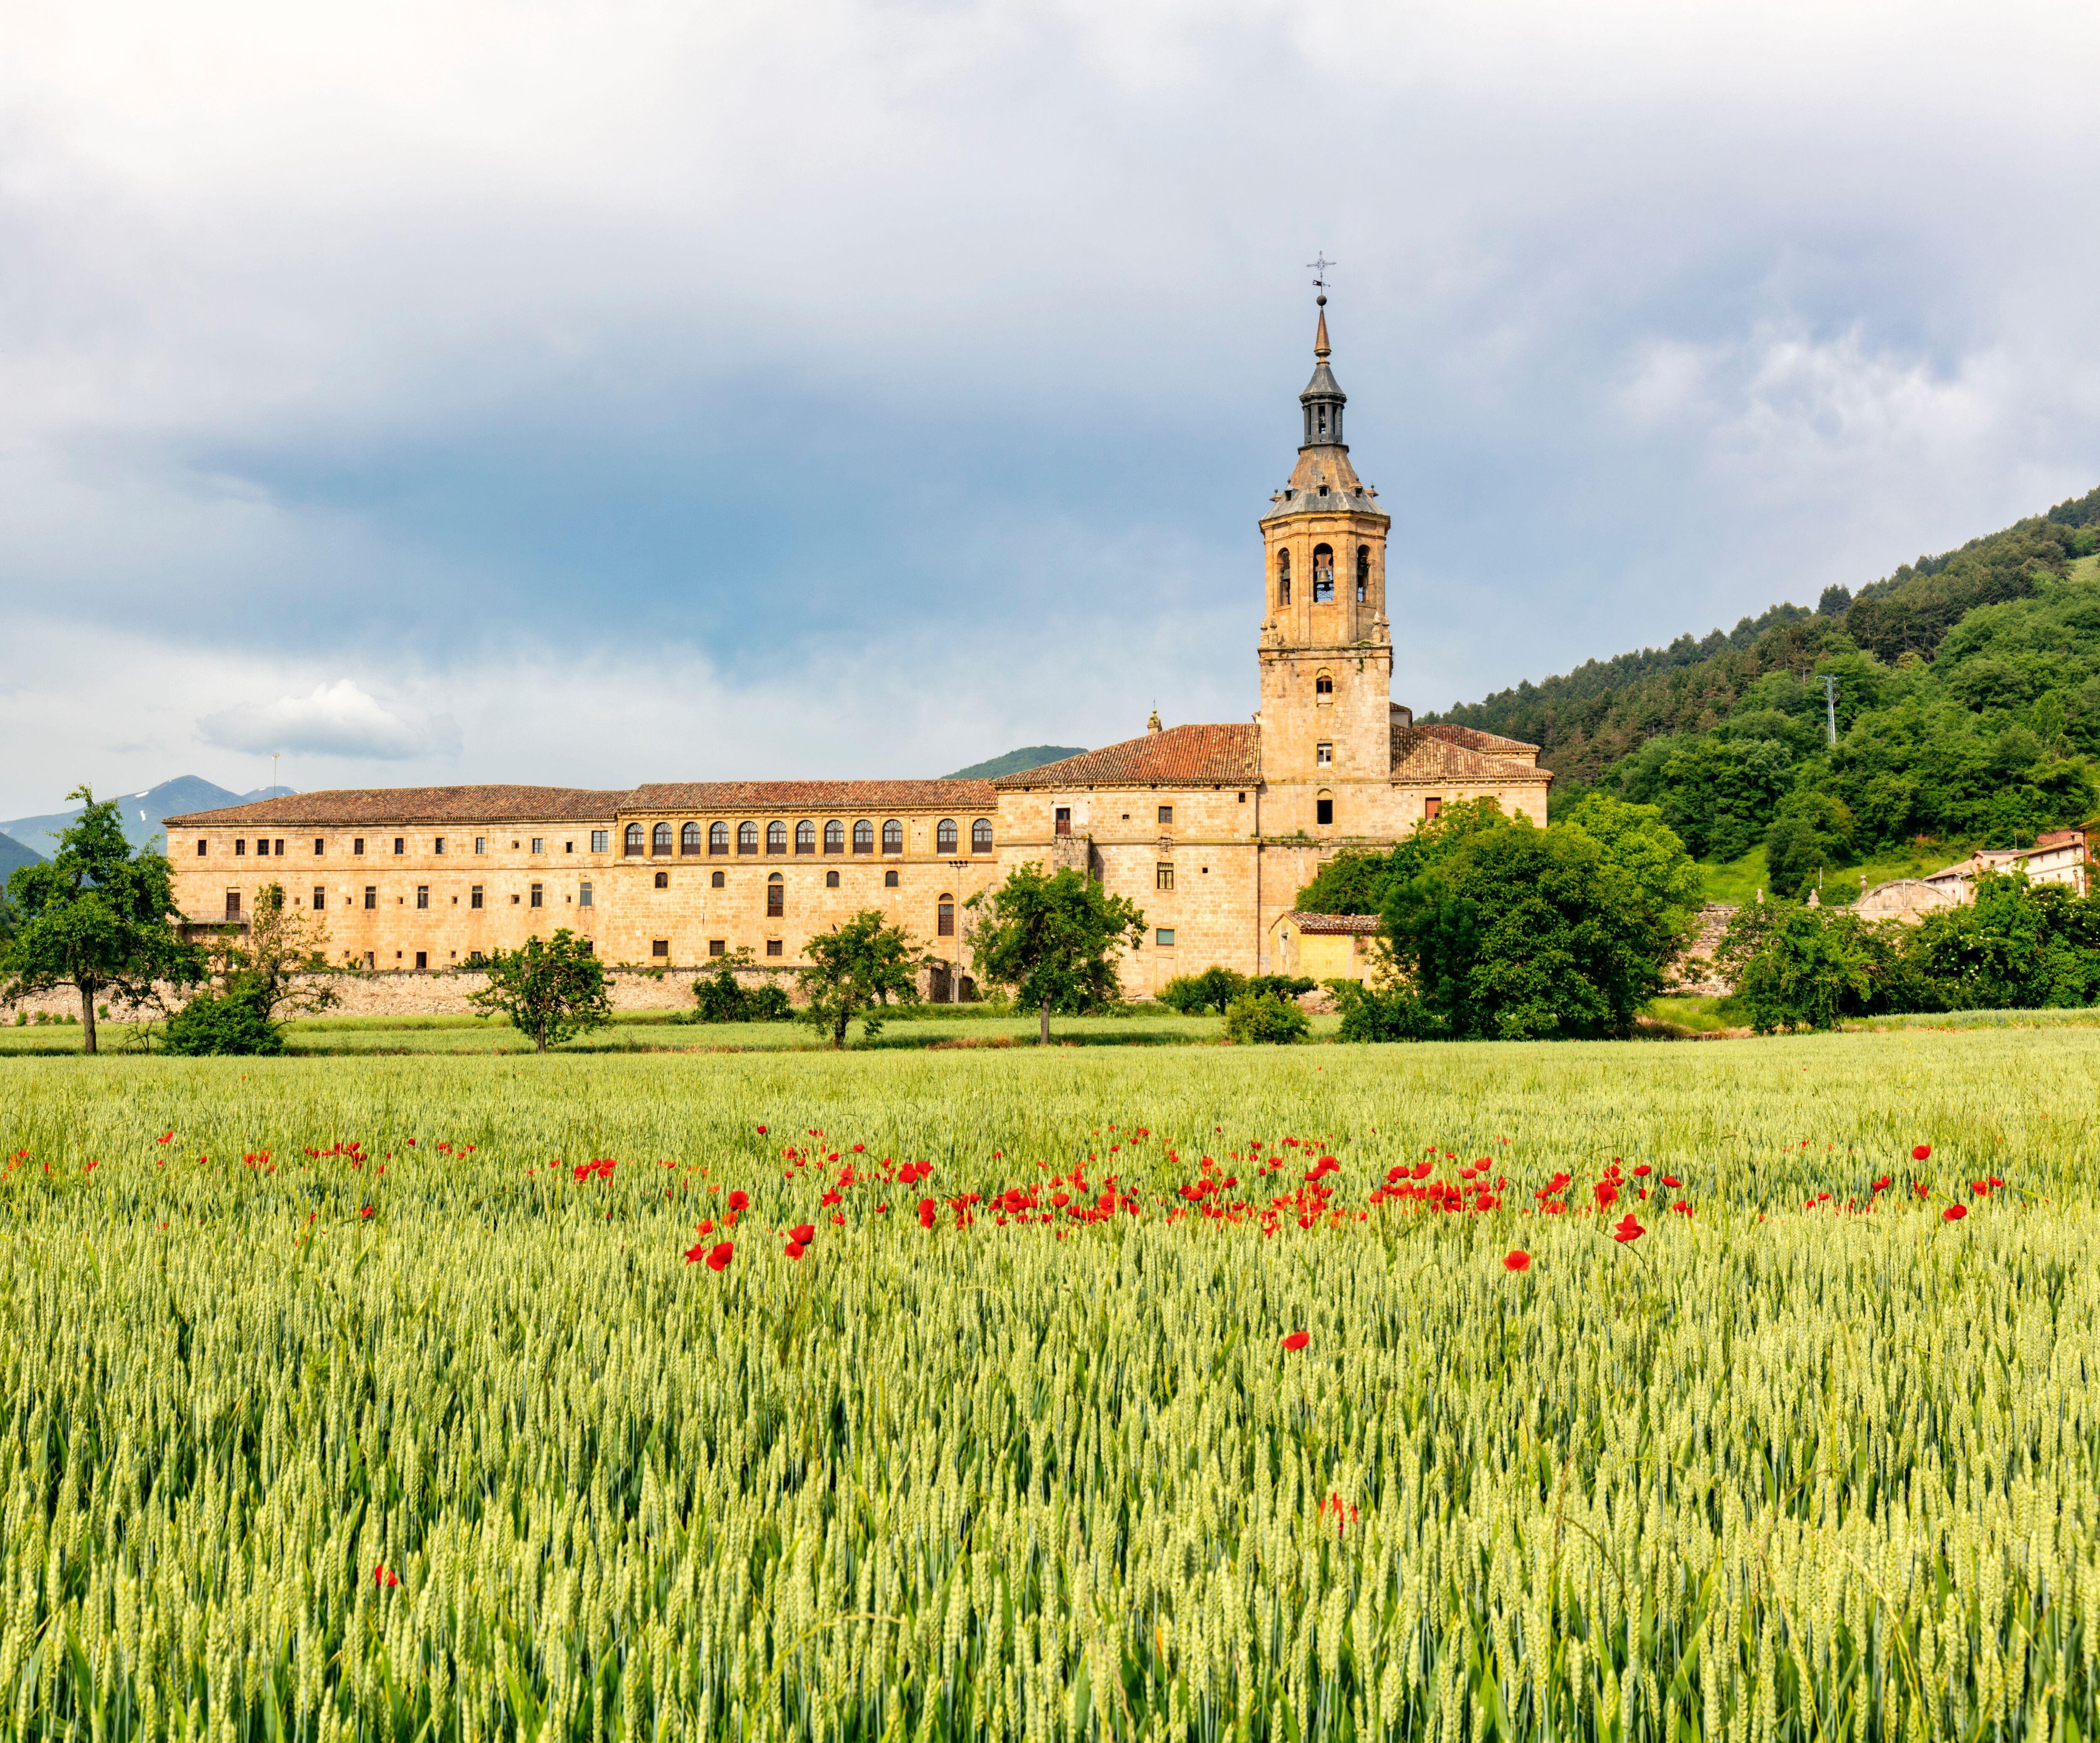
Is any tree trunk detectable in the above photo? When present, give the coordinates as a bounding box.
[535,1028,547,1053]
[833,1008,849,1049]
[1039,999,1051,1046]
[79,982,98,1055]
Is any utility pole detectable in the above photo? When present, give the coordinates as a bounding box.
[1823,676,1838,747]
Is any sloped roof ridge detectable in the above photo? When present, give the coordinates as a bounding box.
[165,784,627,827]
[991,724,1261,789]
[1416,721,1541,754]
[628,778,997,810]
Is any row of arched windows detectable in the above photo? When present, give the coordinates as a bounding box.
[625,818,993,857]
[1277,544,1373,606]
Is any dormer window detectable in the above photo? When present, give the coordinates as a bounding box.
[1312,544,1335,602]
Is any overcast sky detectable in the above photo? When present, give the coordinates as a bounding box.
[3,0,2097,814]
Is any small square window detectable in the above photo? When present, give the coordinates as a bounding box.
[826,870,840,888]
[564,841,574,852]
[651,939,669,959]
[591,830,609,853]
[1316,743,1332,767]
[1157,805,1173,825]
[530,838,545,855]
[765,939,783,957]
[475,836,487,854]
[511,894,520,904]
[1156,928,1176,947]
[884,869,899,888]
[654,870,669,889]
[711,870,725,888]
[1156,863,1174,890]
[709,939,726,957]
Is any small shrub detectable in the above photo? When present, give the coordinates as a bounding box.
[1329,979,1442,1042]
[162,983,284,1056]
[1158,967,1248,1017]
[1222,991,1310,1045]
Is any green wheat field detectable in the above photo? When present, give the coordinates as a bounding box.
[2,1029,2097,1741]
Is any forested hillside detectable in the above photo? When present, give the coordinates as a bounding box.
[1420,487,2100,895]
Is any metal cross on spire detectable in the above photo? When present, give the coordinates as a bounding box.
[1307,252,1335,295]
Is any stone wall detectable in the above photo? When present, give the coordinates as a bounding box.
[1665,905,1738,995]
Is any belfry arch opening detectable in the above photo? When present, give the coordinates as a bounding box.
[1356,546,1370,602]
[1276,548,1291,606]
[1312,544,1334,603]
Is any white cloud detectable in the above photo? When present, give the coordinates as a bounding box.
[195,679,454,761]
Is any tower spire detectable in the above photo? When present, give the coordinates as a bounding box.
[1297,257,1345,449]
[1314,294,1330,362]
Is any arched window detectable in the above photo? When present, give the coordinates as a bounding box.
[737,821,758,854]
[651,822,672,854]
[971,818,993,853]
[936,818,958,854]
[882,819,903,855]
[937,894,956,937]
[654,870,669,889]
[766,820,787,854]
[1277,548,1292,606]
[1356,545,1370,602]
[711,870,725,888]
[624,823,643,855]
[1315,671,1333,696]
[1316,789,1335,827]
[709,821,729,854]
[825,869,840,888]
[795,820,816,854]
[1312,544,1335,603]
[767,873,784,917]
[853,820,874,854]
[824,820,845,854]
[681,822,701,854]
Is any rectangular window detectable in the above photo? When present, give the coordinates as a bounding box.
[578,881,593,908]
[1157,805,1173,825]
[234,839,246,856]
[765,939,783,957]
[415,951,428,970]
[353,837,365,855]
[767,884,784,917]
[591,830,608,853]
[434,836,446,854]
[937,902,955,937]
[394,838,404,855]
[530,883,543,908]
[313,837,324,854]
[1156,928,1176,947]
[1424,796,1442,820]
[1156,863,1174,890]
[416,886,430,910]
[312,886,326,910]
[1316,742,1332,767]
[1054,807,1072,836]
[1316,798,1334,826]
[651,939,669,959]
[470,885,484,909]
[256,838,270,857]
[364,951,375,969]
[197,839,207,856]
[225,891,242,920]
[363,886,377,910]
[709,939,726,957]
[475,836,487,854]
[530,837,545,854]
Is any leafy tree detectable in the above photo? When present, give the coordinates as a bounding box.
[1328,978,1440,1042]
[192,883,339,1023]
[1713,902,1880,1033]
[1904,872,2100,1010]
[162,983,284,1056]
[1291,850,1390,915]
[966,863,1145,1044]
[467,930,612,1052]
[1222,990,1310,1044]
[797,910,927,1048]
[0,786,193,1054]
[1383,813,1689,1040]
[1247,974,1318,1001]
[1763,792,1858,898]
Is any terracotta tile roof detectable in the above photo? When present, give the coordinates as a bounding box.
[166,785,627,828]
[1391,726,1552,784]
[1416,721,1541,757]
[1281,911,1382,934]
[992,725,1261,789]
[627,780,996,813]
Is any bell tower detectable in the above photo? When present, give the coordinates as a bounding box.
[1256,288,1394,836]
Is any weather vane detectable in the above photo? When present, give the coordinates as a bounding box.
[1307,252,1335,296]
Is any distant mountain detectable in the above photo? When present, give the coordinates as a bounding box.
[0,777,295,858]
[0,833,42,877]
[944,746,1087,781]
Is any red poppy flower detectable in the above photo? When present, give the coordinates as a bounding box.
[1914,1183,1928,1197]
[756,1125,768,1134]
[1612,1213,1644,1244]
[1942,1204,1966,1222]
[785,1241,807,1261]
[373,1564,398,1588]
[706,1241,735,1271]
[1281,1330,1310,1351]
[1503,1250,1531,1273]
[1593,1180,1618,1208]
[360,1206,374,1220]
[1912,1144,1932,1161]
[1632,1164,1651,1178]
[789,1223,815,1245]
[683,1241,706,1263]
[727,1190,749,1211]
[918,1197,938,1228]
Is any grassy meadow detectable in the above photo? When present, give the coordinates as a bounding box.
[2,1030,2098,1739]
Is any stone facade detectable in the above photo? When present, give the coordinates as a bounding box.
[165,301,1553,994]
[1268,912,1383,983]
